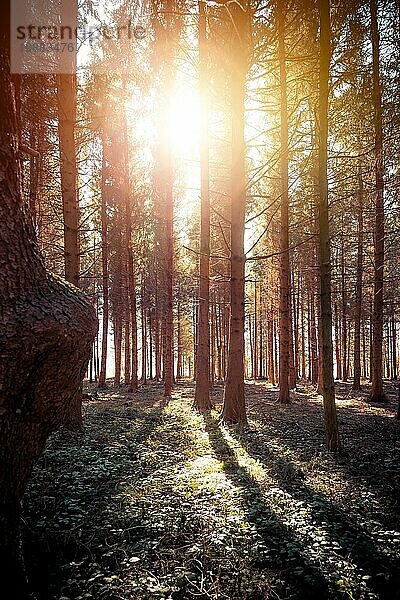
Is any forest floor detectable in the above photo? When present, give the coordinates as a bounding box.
[23,380,400,600]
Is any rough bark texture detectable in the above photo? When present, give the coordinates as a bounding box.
[194,0,212,412]
[317,0,340,452]
[222,0,250,425]
[0,15,97,595]
[277,0,291,405]
[370,0,387,403]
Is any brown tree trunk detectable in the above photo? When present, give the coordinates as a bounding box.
[57,70,79,287]
[98,132,109,388]
[392,310,397,380]
[277,0,291,404]
[160,1,175,399]
[0,15,97,593]
[222,0,250,425]
[352,163,364,391]
[141,278,147,385]
[194,0,212,411]
[334,302,343,380]
[317,0,340,452]
[370,0,387,402]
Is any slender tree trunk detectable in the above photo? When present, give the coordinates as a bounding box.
[392,310,397,380]
[301,287,306,379]
[370,0,387,402]
[194,0,212,410]
[148,307,153,380]
[352,163,364,390]
[341,234,348,381]
[98,132,109,388]
[155,276,161,381]
[317,0,340,452]
[177,300,182,380]
[334,302,342,380]
[124,315,131,384]
[57,71,79,287]
[277,0,291,404]
[127,254,138,391]
[141,278,147,385]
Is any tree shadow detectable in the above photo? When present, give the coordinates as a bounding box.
[203,415,333,600]
[232,423,400,600]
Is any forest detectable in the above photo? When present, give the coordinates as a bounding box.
[1,0,400,598]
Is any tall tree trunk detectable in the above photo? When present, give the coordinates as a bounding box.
[176,300,182,380]
[317,0,340,452]
[0,10,97,592]
[222,0,250,425]
[141,278,147,385]
[98,132,109,388]
[392,310,397,380]
[57,70,79,287]
[341,233,348,381]
[352,163,364,391]
[161,0,175,398]
[370,0,387,402]
[277,0,291,404]
[124,313,131,384]
[194,0,212,411]
[334,302,342,380]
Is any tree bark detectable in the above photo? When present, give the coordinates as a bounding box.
[57,70,79,287]
[370,0,387,402]
[352,162,364,390]
[98,132,109,388]
[0,14,97,593]
[277,0,291,404]
[194,0,212,411]
[222,0,250,425]
[317,0,340,452]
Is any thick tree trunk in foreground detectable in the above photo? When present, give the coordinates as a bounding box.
[0,22,97,596]
[277,0,291,405]
[222,0,250,425]
[370,0,387,402]
[194,0,212,412]
[317,0,340,452]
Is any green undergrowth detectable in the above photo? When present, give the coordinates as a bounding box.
[23,382,400,599]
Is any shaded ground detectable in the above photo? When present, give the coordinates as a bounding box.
[23,381,400,599]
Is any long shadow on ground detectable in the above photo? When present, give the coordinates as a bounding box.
[203,415,333,600]
[233,423,400,600]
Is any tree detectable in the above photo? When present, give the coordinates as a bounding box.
[317,0,340,452]
[57,0,79,287]
[98,119,110,388]
[194,0,213,412]
[0,8,97,595]
[352,160,364,391]
[370,0,387,402]
[221,0,251,425]
[277,0,291,404]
